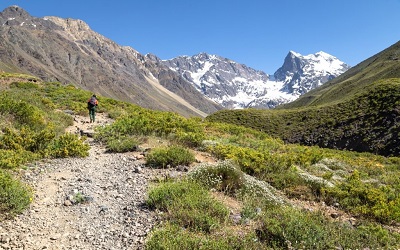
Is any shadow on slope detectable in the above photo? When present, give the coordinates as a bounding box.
[206,78,400,156]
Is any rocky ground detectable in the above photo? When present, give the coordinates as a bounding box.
[1,112,394,250]
[0,113,171,250]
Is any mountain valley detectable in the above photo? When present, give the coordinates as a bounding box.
[1,4,400,249]
[0,5,350,115]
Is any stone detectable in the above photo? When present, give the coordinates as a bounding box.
[50,234,61,240]
[330,212,340,219]
[64,200,72,206]
[136,155,145,160]
[134,167,142,173]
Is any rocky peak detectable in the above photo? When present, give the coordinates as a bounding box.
[0,6,61,30]
[144,53,161,63]
[274,51,350,95]
[163,51,350,109]
[0,5,31,20]
[162,53,273,108]
[44,16,90,32]
[0,5,32,26]
[274,51,305,81]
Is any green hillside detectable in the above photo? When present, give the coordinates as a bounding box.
[207,41,400,157]
[207,78,400,156]
[2,74,400,249]
[280,40,400,108]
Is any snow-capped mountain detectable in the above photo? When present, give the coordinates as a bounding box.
[162,51,350,109]
[275,51,350,96]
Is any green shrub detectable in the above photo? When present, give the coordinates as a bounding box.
[0,149,38,169]
[48,133,90,158]
[0,169,32,217]
[188,160,244,195]
[322,170,400,223]
[146,145,195,168]
[146,180,229,232]
[106,135,139,153]
[174,130,206,147]
[258,204,400,249]
[72,192,85,204]
[146,222,263,250]
[9,81,39,90]
[0,127,54,153]
[95,111,206,147]
[0,94,45,130]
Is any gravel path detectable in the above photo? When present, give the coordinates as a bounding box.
[0,113,164,250]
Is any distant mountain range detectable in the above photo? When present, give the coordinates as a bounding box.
[207,40,400,156]
[0,5,350,115]
[162,51,350,109]
[0,6,220,117]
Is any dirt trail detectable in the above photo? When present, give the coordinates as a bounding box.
[0,112,162,250]
[2,112,393,249]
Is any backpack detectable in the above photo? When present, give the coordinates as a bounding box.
[88,96,97,108]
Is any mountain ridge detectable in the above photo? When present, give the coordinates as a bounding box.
[162,51,350,109]
[0,5,349,116]
[280,40,400,109]
[206,40,400,156]
[0,6,221,117]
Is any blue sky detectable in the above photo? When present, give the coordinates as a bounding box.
[1,0,399,73]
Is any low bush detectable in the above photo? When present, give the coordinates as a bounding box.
[0,127,55,153]
[258,204,400,249]
[146,180,229,232]
[95,111,206,148]
[0,94,46,130]
[146,222,263,250]
[0,149,38,169]
[105,135,140,153]
[322,170,400,223]
[188,160,244,195]
[0,169,32,218]
[47,133,90,158]
[146,145,195,168]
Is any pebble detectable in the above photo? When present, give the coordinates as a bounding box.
[0,116,162,250]
[64,200,73,206]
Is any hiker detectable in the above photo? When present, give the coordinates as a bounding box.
[87,94,98,123]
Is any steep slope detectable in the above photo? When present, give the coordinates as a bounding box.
[279,40,400,109]
[162,51,349,109]
[207,79,400,156]
[207,41,400,156]
[274,51,350,96]
[0,6,221,117]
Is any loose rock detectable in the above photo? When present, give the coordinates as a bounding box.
[0,114,161,250]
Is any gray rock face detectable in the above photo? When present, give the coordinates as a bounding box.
[163,53,271,109]
[0,5,350,112]
[163,51,350,109]
[274,51,351,96]
[0,6,220,117]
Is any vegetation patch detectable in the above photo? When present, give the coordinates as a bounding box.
[0,169,32,218]
[146,145,195,168]
[206,79,400,156]
[188,160,244,195]
[146,180,229,232]
[322,170,400,223]
[104,135,140,153]
[146,222,263,250]
[2,73,400,248]
[257,204,400,249]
